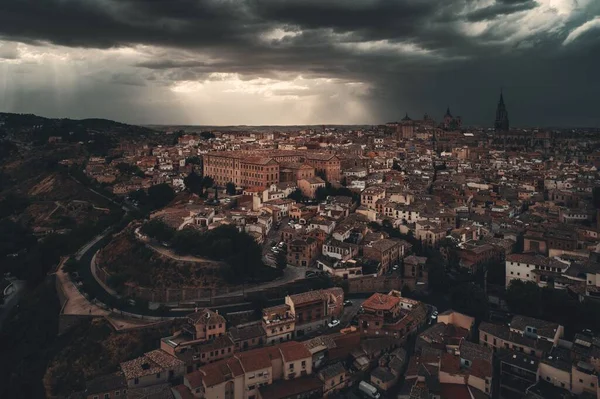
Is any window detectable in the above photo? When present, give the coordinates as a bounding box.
[104,394,110,399]
[157,372,161,379]
[289,363,294,370]
[579,379,583,383]
[134,378,139,385]
[115,392,120,397]
[93,396,99,399]
[302,361,306,368]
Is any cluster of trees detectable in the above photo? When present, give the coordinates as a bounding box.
[129,183,175,211]
[183,171,214,196]
[287,183,359,203]
[140,221,279,283]
[505,280,600,337]
[115,162,144,177]
[506,280,600,336]
[314,183,359,202]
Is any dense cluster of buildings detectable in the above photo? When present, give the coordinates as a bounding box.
[73,289,431,399]
[65,98,600,399]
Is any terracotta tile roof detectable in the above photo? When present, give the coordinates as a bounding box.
[184,370,204,389]
[229,324,266,342]
[318,362,346,381]
[440,352,461,374]
[440,384,471,399]
[258,375,323,399]
[144,349,184,369]
[120,355,162,380]
[510,315,561,339]
[186,308,226,326]
[279,341,311,362]
[236,348,272,372]
[171,384,195,399]
[362,292,401,311]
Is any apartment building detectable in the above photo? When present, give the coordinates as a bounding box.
[203,150,337,189]
[262,304,295,345]
[176,341,315,399]
[298,176,326,199]
[303,153,341,183]
[203,152,281,188]
[498,351,540,398]
[358,291,427,340]
[363,238,410,274]
[285,288,344,337]
[286,236,320,267]
[505,253,570,289]
[479,315,564,358]
[361,186,386,210]
[322,238,359,261]
[279,162,315,183]
[120,349,185,389]
[160,309,228,371]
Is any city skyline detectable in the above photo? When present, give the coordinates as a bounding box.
[0,0,599,127]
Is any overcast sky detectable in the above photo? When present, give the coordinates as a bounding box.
[0,0,598,127]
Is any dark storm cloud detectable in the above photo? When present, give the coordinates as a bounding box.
[0,0,599,126]
[466,0,538,22]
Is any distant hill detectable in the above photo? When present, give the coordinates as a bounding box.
[0,112,155,132]
[144,124,374,133]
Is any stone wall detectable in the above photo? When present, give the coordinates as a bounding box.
[347,275,414,294]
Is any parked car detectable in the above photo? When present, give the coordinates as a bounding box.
[343,300,353,307]
[328,319,340,328]
[392,264,399,271]
[359,381,381,399]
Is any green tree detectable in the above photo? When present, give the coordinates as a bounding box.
[287,189,306,202]
[116,162,144,177]
[186,156,202,165]
[129,188,148,204]
[276,250,287,270]
[202,176,215,192]
[449,282,488,320]
[184,171,204,195]
[140,219,175,242]
[226,182,237,196]
[315,186,328,201]
[200,131,216,140]
[427,255,448,294]
[147,183,175,209]
[506,280,543,317]
[172,229,203,254]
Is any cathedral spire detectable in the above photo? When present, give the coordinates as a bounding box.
[494,90,509,132]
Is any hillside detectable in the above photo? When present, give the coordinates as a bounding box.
[99,230,228,290]
[43,318,177,398]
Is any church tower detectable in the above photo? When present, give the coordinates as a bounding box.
[494,90,509,132]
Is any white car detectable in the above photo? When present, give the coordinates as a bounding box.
[431,311,439,319]
[328,319,340,328]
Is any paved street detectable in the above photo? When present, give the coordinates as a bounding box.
[262,217,288,266]
[340,294,370,327]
